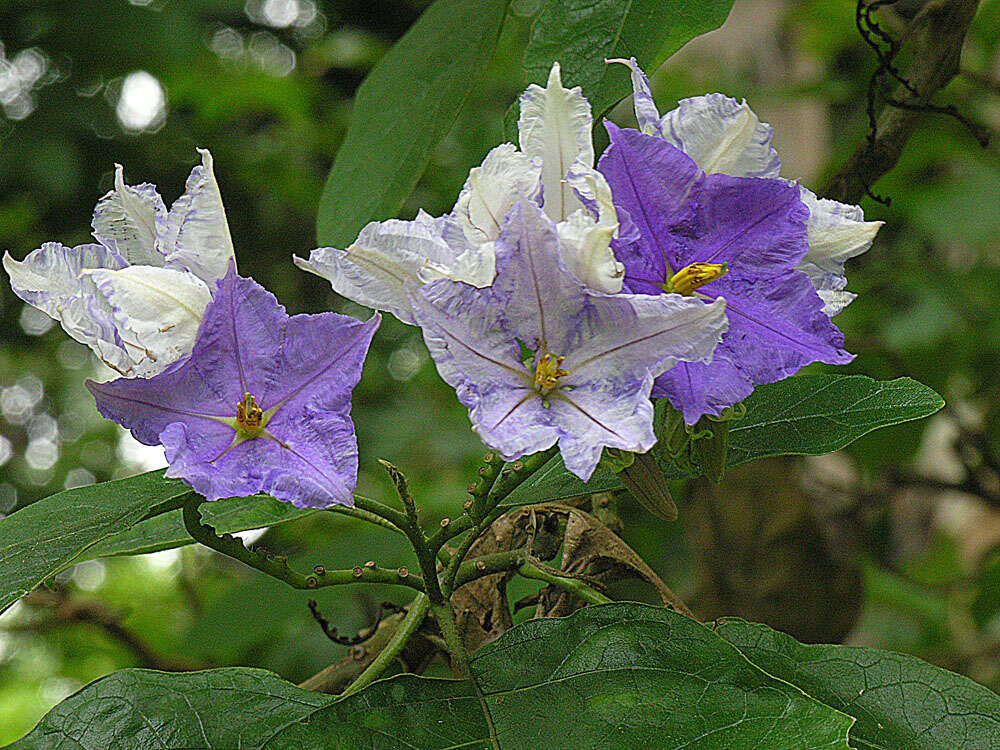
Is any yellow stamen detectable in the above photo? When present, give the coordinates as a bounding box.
[533,353,568,392]
[236,392,264,432]
[667,262,728,296]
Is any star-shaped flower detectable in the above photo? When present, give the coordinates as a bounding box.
[611,57,882,316]
[87,267,379,508]
[4,149,235,377]
[598,122,854,424]
[410,200,727,480]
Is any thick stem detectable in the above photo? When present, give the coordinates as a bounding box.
[182,496,425,592]
[452,549,614,607]
[431,601,471,678]
[339,594,431,698]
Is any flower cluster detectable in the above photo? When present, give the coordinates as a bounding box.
[5,59,880,506]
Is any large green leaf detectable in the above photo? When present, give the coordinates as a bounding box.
[505,375,944,505]
[469,603,852,748]
[315,0,508,248]
[14,604,853,748]
[21,604,1000,748]
[9,668,333,750]
[279,605,856,746]
[0,471,317,615]
[716,618,1000,749]
[517,0,734,123]
[84,494,316,558]
[0,471,188,615]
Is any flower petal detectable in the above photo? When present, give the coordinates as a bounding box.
[3,242,138,375]
[410,276,554,461]
[89,268,376,508]
[87,266,212,376]
[798,187,882,315]
[660,93,781,178]
[491,200,588,354]
[598,122,702,284]
[607,57,663,136]
[550,377,657,480]
[564,292,728,385]
[91,164,169,266]
[518,62,594,221]
[163,149,236,283]
[452,143,542,245]
[557,164,624,293]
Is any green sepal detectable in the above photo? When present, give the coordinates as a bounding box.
[616,451,678,522]
[598,447,636,474]
[691,417,731,484]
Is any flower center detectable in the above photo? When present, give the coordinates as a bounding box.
[664,262,728,295]
[533,352,568,393]
[235,392,264,435]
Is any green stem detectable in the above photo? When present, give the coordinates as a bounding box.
[329,501,405,534]
[352,494,410,531]
[182,497,425,592]
[441,447,557,595]
[518,561,612,605]
[431,601,470,678]
[452,550,613,606]
[339,594,431,698]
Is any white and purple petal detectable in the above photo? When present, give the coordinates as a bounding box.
[87,266,211,378]
[91,164,169,266]
[518,62,594,222]
[798,187,882,315]
[2,242,143,375]
[452,143,542,245]
[162,149,236,284]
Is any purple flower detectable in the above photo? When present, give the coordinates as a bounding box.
[410,200,727,480]
[611,57,882,316]
[598,123,853,424]
[88,267,378,508]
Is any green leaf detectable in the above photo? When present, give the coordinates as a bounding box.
[0,471,317,615]
[716,618,1000,749]
[260,603,856,747]
[84,494,316,558]
[506,375,944,505]
[9,668,333,750]
[519,0,734,118]
[469,603,853,748]
[262,677,488,749]
[723,374,945,469]
[315,0,509,248]
[15,604,855,748]
[0,471,188,615]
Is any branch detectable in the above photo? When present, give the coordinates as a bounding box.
[824,0,984,204]
[182,496,425,592]
[15,589,204,672]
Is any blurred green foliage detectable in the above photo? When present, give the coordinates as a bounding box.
[2,0,1000,743]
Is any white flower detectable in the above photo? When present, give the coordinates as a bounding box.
[3,149,235,376]
[296,62,625,319]
[612,57,881,315]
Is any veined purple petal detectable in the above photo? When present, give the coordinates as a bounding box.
[88,267,378,508]
[599,123,854,423]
